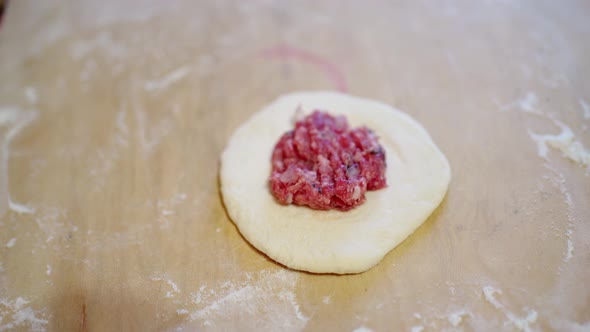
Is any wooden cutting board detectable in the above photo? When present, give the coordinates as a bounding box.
[1,0,589,330]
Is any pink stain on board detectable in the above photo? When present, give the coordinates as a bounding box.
[262,45,348,92]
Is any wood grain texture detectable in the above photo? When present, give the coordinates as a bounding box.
[0,0,589,331]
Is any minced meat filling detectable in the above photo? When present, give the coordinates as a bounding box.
[270,111,387,211]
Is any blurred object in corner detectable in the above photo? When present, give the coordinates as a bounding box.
[0,1,5,28]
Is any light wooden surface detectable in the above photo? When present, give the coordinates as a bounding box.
[1,0,589,331]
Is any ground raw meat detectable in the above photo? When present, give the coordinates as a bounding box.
[270,110,387,211]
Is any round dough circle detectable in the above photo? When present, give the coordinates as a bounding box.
[221,92,451,274]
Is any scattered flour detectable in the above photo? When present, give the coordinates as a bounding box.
[151,275,181,298]
[322,296,331,304]
[5,239,16,248]
[542,164,576,264]
[33,206,68,245]
[69,30,127,60]
[352,326,374,332]
[0,297,48,331]
[187,269,309,331]
[176,309,189,315]
[528,120,590,168]
[156,193,187,229]
[88,108,131,192]
[46,265,52,276]
[482,286,538,332]
[114,110,129,147]
[410,326,424,332]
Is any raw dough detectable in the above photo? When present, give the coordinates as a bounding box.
[220,92,451,274]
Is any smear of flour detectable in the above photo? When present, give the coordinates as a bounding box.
[0,107,38,216]
[131,95,175,156]
[0,297,48,332]
[46,265,52,276]
[447,309,470,327]
[24,87,38,104]
[565,236,574,262]
[352,326,373,332]
[322,296,331,304]
[516,92,540,114]
[188,269,309,331]
[482,286,538,332]
[161,209,174,216]
[528,120,590,168]
[500,92,543,115]
[501,92,590,168]
[411,307,473,330]
[410,326,424,332]
[79,59,97,82]
[144,67,191,92]
[7,202,34,215]
[550,319,590,332]
[5,239,16,248]
[580,99,590,120]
